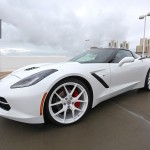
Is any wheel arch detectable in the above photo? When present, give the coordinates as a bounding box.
[43,75,94,123]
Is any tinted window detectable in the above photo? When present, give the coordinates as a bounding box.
[113,50,133,63]
[70,49,116,63]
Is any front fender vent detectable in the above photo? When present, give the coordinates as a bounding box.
[91,73,109,88]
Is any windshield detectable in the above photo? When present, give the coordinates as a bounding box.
[70,48,117,63]
[131,52,140,59]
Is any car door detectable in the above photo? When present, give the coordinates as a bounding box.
[110,50,146,97]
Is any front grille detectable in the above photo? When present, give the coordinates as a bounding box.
[0,97,11,111]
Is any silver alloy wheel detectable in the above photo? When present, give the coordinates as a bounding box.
[48,82,89,124]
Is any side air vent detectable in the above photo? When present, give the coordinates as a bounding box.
[91,73,109,88]
[0,97,11,111]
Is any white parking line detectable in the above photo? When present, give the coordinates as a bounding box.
[110,101,150,125]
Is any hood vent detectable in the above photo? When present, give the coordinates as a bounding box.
[25,67,39,71]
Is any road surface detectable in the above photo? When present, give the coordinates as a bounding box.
[0,72,150,150]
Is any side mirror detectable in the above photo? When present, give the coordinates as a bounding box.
[118,57,134,67]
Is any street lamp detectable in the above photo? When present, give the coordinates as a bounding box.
[139,12,150,57]
[0,19,1,39]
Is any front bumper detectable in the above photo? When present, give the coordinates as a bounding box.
[0,107,44,124]
[0,74,46,124]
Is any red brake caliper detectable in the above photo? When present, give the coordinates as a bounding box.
[73,90,80,108]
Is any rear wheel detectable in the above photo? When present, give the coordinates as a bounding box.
[44,78,91,126]
[144,69,150,91]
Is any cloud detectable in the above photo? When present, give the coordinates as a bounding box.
[0,0,150,55]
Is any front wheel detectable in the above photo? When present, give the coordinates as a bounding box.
[44,78,91,126]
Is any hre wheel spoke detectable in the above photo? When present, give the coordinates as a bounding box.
[50,101,62,107]
[64,85,70,95]
[73,90,84,102]
[55,92,64,101]
[63,110,67,123]
[72,109,75,121]
[70,84,77,96]
[76,100,88,103]
[75,108,83,112]
[53,108,64,117]
[77,90,84,99]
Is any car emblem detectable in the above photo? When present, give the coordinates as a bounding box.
[67,100,71,105]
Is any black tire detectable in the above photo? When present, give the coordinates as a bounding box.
[144,69,150,91]
[44,78,92,126]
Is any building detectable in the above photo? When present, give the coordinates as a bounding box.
[108,40,129,49]
[108,40,118,48]
[120,41,129,49]
[136,38,150,56]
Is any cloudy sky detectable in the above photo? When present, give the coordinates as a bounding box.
[0,0,150,56]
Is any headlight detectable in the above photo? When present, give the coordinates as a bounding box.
[11,69,58,89]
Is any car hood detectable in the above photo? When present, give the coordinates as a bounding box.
[11,62,109,79]
[11,63,57,79]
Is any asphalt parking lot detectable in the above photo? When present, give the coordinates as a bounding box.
[0,73,150,150]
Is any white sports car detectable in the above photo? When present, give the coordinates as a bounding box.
[0,48,150,126]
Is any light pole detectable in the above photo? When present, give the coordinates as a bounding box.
[139,12,150,57]
[0,19,1,39]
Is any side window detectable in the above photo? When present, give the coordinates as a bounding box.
[113,50,133,63]
[76,53,97,62]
